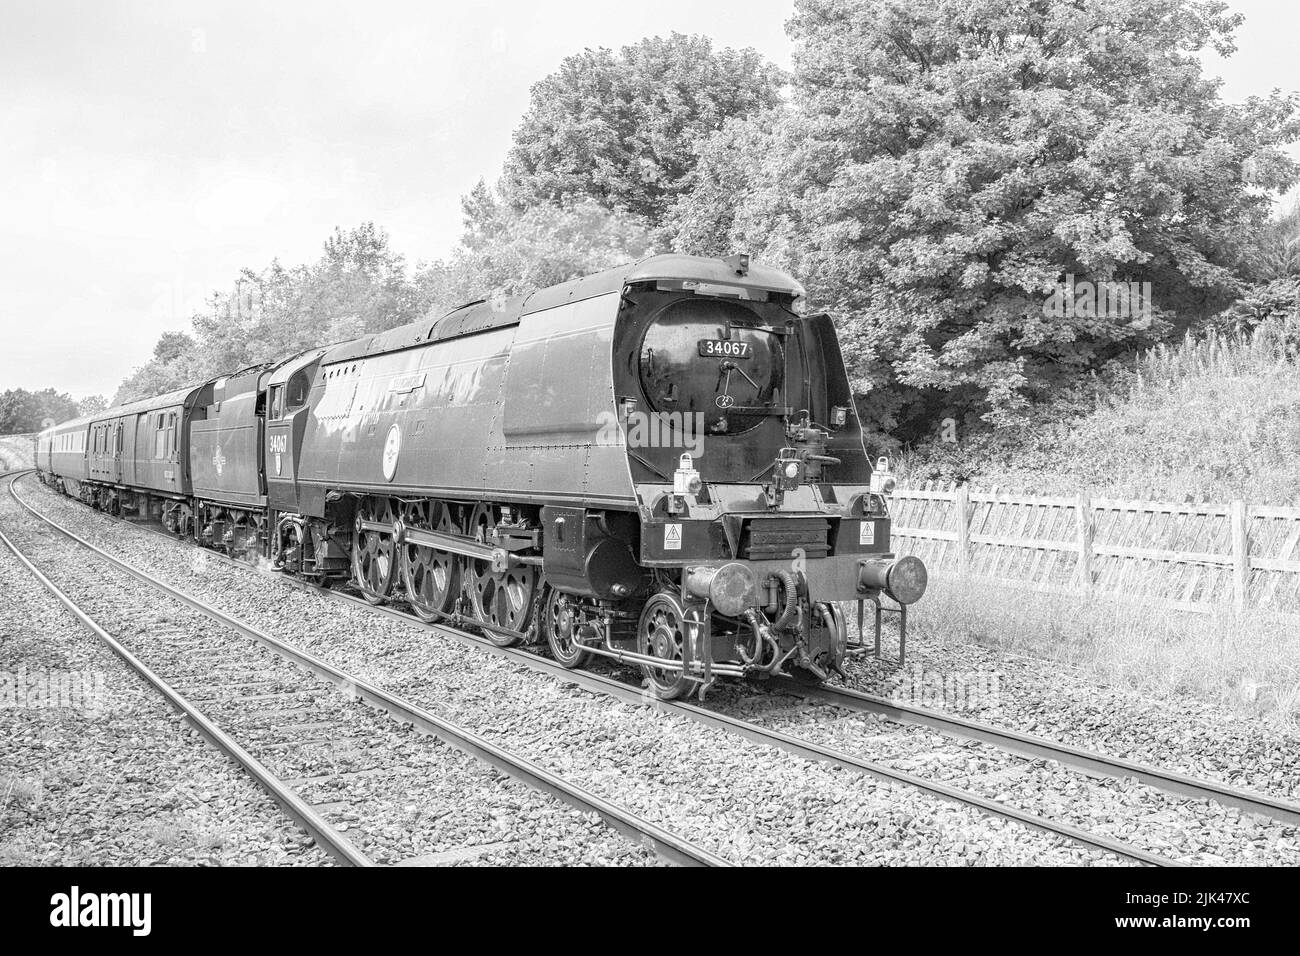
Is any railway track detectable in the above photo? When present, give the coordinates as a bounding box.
[0,502,373,866]
[773,679,1300,829]
[9,475,1209,867]
[299,585,1179,864]
[1,472,725,867]
[18,469,1300,865]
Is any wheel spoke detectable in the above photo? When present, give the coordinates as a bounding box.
[638,593,694,700]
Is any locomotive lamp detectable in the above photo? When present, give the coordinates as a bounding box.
[673,453,703,496]
[668,453,703,516]
[830,405,848,428]
[869,456,897,496]
[774,455,804,491]
[721,253,750,277]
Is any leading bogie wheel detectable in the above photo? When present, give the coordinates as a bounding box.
[637,592,696,701]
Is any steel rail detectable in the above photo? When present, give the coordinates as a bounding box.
[31,467,1300,854]
[775,679,1300,829]
[0,483,373,866]
[6,475,728,868]
[30,470,1296,862]
[319,588,1177,866]
[32,480,1173,866]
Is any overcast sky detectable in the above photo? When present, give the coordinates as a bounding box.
[0,0,1296,401]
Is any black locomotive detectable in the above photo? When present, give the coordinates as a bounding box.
[37,253,926,699]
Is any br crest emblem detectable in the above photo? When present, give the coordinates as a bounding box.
[382,424,401,482]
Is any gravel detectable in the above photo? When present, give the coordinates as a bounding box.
[838,639,1300,803]
[11,478,1136,865]
[0,494,662,867]
[704,682,1300,865]
[0,527,331,866]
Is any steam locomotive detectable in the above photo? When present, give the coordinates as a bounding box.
[36,253,926,699]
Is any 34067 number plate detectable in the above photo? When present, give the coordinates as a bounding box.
[698,339,751,358]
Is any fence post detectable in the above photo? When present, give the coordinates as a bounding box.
[1231,499,1249,610]
[955,483,971,576]
[1076,492,1093,591]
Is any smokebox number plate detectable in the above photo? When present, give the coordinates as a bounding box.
[698,339,751,358]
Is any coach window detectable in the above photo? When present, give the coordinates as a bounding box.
[154,414,168,459]
[169,413,178,459]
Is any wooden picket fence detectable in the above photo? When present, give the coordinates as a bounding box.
[891,483,1300,614]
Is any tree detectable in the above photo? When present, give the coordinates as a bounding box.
[415,193,653,315]
[672,0,1300,440]
[117,223,433,403]
[152,331,196,364]
[501,32,785,225]
[0,388,80,433]
[77,395,107,416]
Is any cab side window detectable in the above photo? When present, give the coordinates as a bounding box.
[286,370,310,411]
[270,385,285,420]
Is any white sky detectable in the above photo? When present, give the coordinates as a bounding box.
[0,0,1295,400]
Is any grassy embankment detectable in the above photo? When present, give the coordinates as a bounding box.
[893,321,1300,724]
[0,434,35,471]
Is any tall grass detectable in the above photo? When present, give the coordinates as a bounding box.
[892,322,1300,721]
[1130,318,1300,398]
[902,574,1300,725]
[901,317,1300,504]
[0,434,35,471]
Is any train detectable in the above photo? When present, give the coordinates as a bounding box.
[36,253,927,699]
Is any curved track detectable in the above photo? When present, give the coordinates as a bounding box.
[3,472,726,868]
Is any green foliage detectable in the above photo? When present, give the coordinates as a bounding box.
[115,203,653,405]
[415,189,654,312]
[672,0,1300,441]
[900,317,1300,503]
[77,395,107,416]
[501,32,785,225]
[1213,202,1300,332]
[0,388,80,433]
[1247,201,1300,282]
[115,223,430,404]
[108,4,1300,462]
